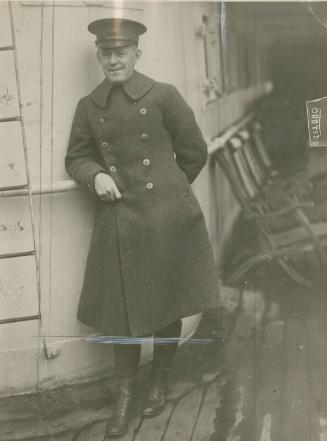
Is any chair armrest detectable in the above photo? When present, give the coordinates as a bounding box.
[246,201,314,219]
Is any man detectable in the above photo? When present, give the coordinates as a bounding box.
[65,16,219,438]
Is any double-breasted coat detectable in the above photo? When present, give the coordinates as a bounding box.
[65,70,219,336]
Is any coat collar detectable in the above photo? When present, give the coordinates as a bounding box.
[90,70,155,107]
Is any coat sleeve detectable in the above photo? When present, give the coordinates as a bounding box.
[65,98,106,193]
[163,84,208,183]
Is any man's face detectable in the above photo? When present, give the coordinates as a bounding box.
[97,45,141,84]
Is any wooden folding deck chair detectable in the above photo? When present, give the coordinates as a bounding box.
[214,126,327,287]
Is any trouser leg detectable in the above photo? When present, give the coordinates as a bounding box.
[143,319,182,418]
[114,344,141,380]
[152,319,182,371]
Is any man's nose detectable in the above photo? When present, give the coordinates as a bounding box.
[108,53,118,64]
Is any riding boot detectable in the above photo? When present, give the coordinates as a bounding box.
[142,366,170,418]
[143,319,182,418]
[106,376,138,438]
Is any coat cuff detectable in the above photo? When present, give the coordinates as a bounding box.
[80,163,107,193]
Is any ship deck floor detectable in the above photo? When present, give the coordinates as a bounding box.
[2,260,327,441]
[112,261,327,441]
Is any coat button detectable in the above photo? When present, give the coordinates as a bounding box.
[109,165,117,173]
[102,141,109,148]
[99,118,105,124]
[146,182,154,190]
[143,158,150,166]
[141,133,148,141]
[140,107,147,115]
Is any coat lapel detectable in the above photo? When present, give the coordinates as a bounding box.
[90,79,113,108]
[123,70,155,101]
[90,71,155,107]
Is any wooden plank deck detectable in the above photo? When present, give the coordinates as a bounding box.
[282,316,310,441]
[253,316,284,441]
[211,262,327,441]
[191,381,219,441]
[4,264,327,441]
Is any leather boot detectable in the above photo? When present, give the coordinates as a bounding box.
[106,376,137,438]
[142,367,170,418]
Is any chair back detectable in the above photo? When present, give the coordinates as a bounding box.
[250,122,274,171]
[214,140,253,217]
[228,137,259,200]
[238,129,267,187]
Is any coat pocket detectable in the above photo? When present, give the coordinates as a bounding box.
[182,189,203,218]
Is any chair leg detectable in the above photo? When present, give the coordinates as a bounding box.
[227,253,312,288]
[277,257,311,287]
[227,254,273,285]
[293,209,327,271]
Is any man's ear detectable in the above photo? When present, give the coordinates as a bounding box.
[135,48,142,63]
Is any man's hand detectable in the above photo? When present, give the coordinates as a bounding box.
[94,172,121,202]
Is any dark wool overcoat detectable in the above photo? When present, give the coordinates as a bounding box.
[65,70,219,336]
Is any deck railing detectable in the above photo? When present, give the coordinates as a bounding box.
[0,179,79,197]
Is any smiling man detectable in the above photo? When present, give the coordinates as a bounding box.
[65,17,219,438]
[97,43,141,86]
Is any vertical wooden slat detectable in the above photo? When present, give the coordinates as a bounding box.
[11,1,43,188]
[134,404,174,441]
[163,387,203,441]
[224,338,257,441]
[0,196,35,255]
[0,121,27,188]
[307,317,327,441]
[304,278,327,441]
[254,319,285,441]
[0,255,39,321]
[190,381,219,440]
[282,316,310,441]
[0,51,20,119]
[0,2,12,48]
